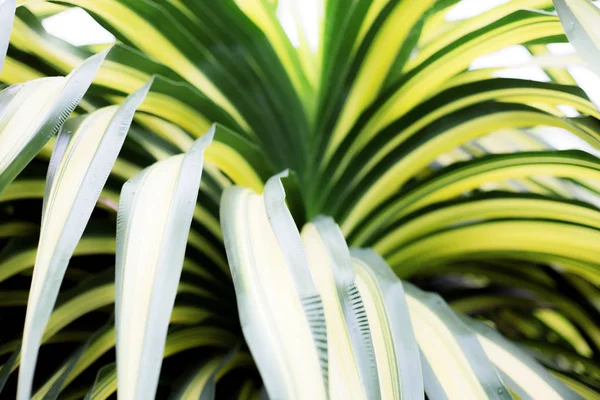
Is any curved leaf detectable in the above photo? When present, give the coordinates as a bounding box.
[463,317,581,399]
[404,283,511,399]
[302,217,379,399]
[0,0,15,73]
[114,128,213,399]
[0,50,108,195]
[350,249,423,400]
[86,327,237,400]
[554,0,600,79]
[351,150,600,245]
[17,76,151,400]
[220,172,327,399]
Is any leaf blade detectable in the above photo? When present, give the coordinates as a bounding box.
[554,0,600,79]
[0,0,15,74]
[16,73,150,400]
[0,49,109,195]
[115,128,213,399]
[463,317,581,399]
[350,248,424,400]
[403,283,512,400]
[220,173,328,399]
[302,217,380,399]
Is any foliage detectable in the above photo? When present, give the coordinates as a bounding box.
[0,0,599,398]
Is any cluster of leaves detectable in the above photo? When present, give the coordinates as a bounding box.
[0,0,598,398]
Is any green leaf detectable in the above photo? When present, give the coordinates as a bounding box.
[351,150,600,245]
[84,327,237,400]
[17,77,152,400]
[56,0,312,174]
[388,218,600,280]
[0,348,18,392]
[407,0,554,72]
[0,221,37,238]
[340,102,598,235]
[83,363,115,400]
[2,0,600,397]
[320,78,600,216]
[235,0,315,118]
[42,340,88,400]
[114,127,213,399]
[373,192,600,256]
[0,234,115,284]
[32,325,115,400]
[322,8,565,173]
[171,345,240,400]
[324,0,437,160]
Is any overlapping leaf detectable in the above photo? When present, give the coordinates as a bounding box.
[17,75,152,399]
[554,0,600,78]
[0,0,599,397]
[221,177,579,399]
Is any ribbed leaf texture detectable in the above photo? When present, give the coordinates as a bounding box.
[0,0,598,398]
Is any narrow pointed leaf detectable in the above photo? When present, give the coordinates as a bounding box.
[173,357,223,400]
[350,248,424,400]
[463,317,582,400]
[0,50,108,195]
[403,283,512,399]
[17,77,152,400]
[0,0,15,73]
[88,327,237,399]
[220,172,328,399]
[553,0,600,78]
[0,348,18,392]
[42,344,86,400]
[115,127,213,400]
[31,325,115,399]
[172,345,239,400]
[301,217,380,399]
[2,0,600,398]
[84,363,115,400]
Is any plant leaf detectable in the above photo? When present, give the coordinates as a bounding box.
[16,76,152,400]
[114,127,213,399]
[320,78,599,219]
[0,49,108,195]
[84,363,115,400]
[374,193,600,256]
[0,0,15,74]
[407,0,554,72]
[32,325,115,399]
[350,248,424,400]
[325,0,437,160]
[553,0,600,79]
[387,219,600,280]
[352,150,600,246]
[301,216,380,399]
[42,340,89,400]
[171,345,240,400]
[403,283,512,400]
[86,327,236,400]
[220,171,328,399]
[462,317,581,399]
[0,348,18,392]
